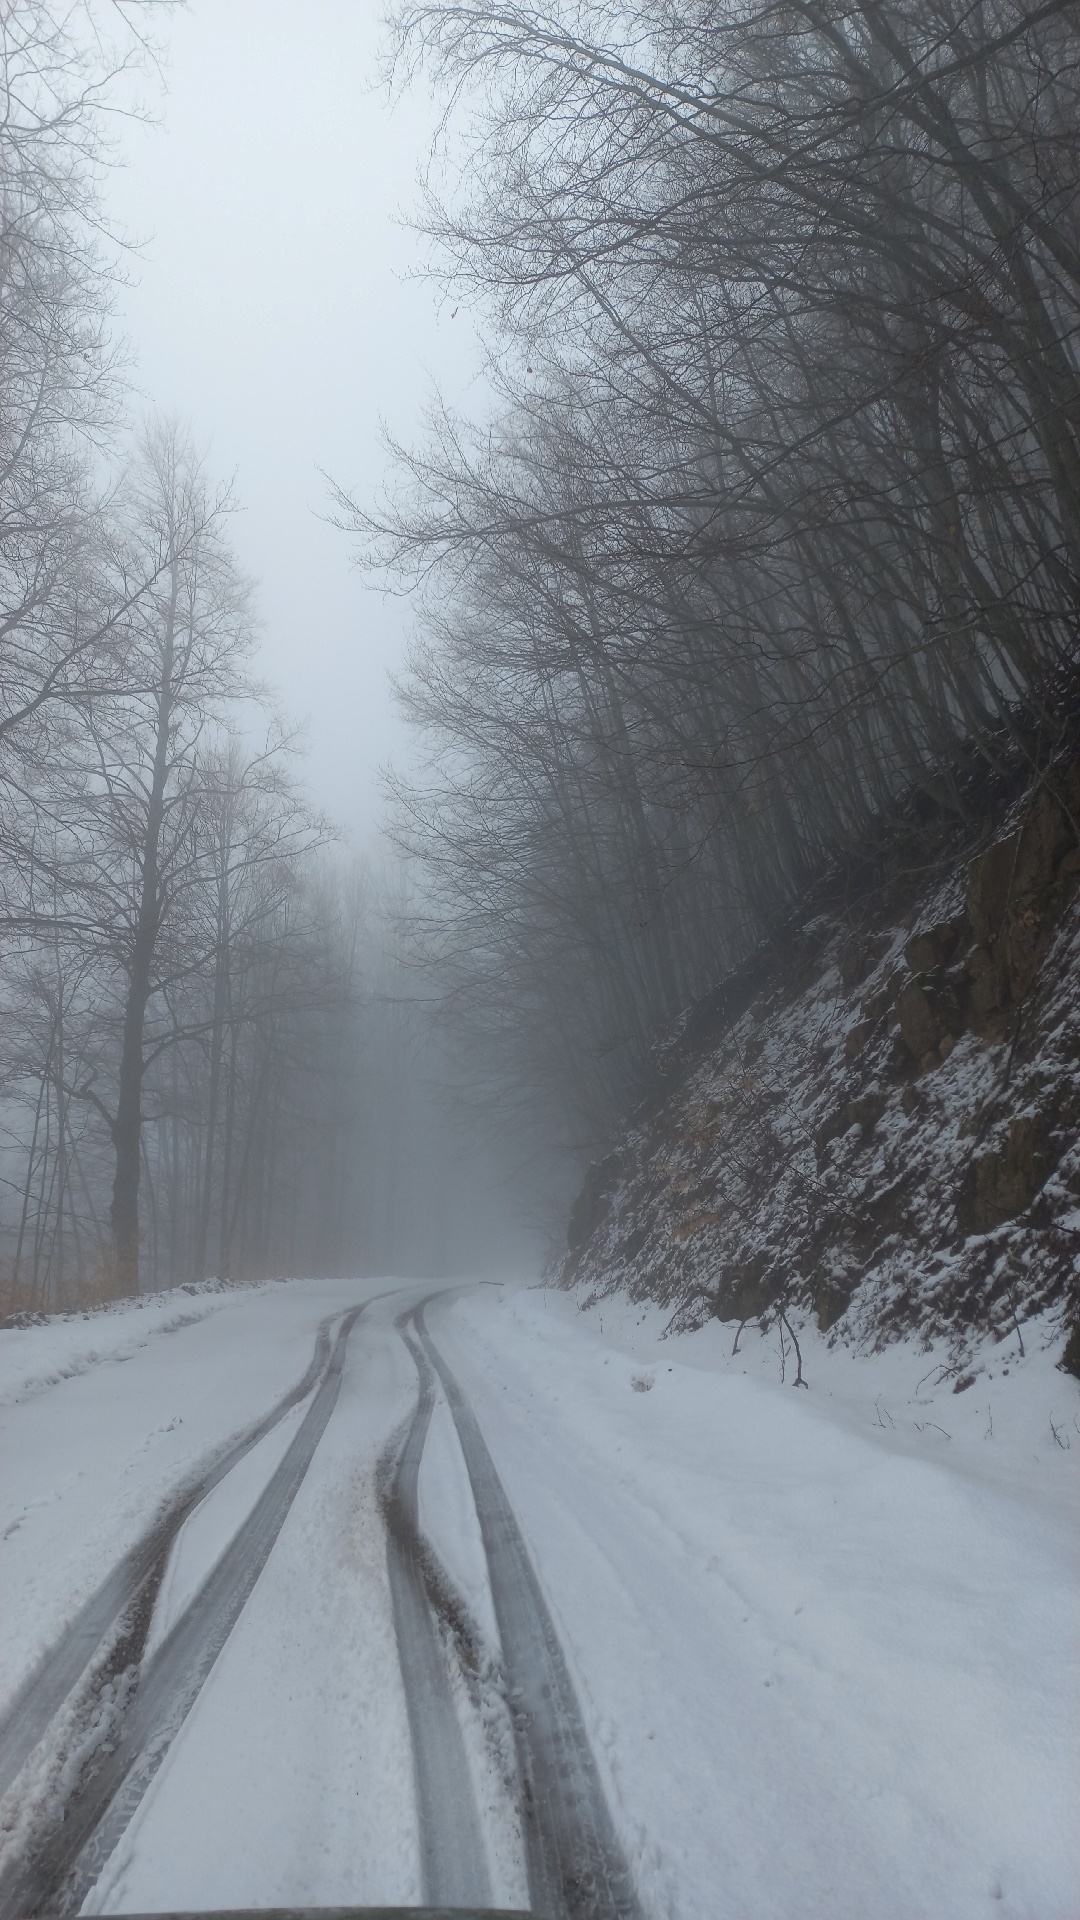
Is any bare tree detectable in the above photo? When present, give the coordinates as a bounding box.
[341,0,1080,1142]
[0,3,175,828]
[63,422,256,1293]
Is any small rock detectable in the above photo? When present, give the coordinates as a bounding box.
[938,1032,956,1059]
[861,971,900,1023]
[920,1048,940,1072]
[964,941,1008,1021]
[815,1278,852,1331]
[844,1019,873,1061]
[814,1110,849,1158]
[717,1255,775,1322]
[846,1091,885,1130]
[905,919,965,974]
[898,971,962,1060]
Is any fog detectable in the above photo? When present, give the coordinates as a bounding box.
[4,0,1074,1307]
[0,3,549,1309]
[108,0,481,838]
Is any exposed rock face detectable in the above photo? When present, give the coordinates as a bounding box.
[964,765,1080,1010]
[896,970,963,1062]
[905,919,965,974]
[566,1151,622,1252]
[956,1114,1057,1235]
[561,760,1080,1358]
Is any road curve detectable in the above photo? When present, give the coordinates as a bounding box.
[415,1301,642,1920]
[0,1300,384,1920]
[0,1311,338,1808]
[382,1312,492,1911]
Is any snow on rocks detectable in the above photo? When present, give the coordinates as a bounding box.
[562,785,1080,1366]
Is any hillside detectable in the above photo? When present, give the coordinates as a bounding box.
[560,755,1080,1381]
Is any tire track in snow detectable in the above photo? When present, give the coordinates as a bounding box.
[414,1300,642,1920]
[0,1298,388,1919]
[0,1311,338,1808]
[381,1311,493,1911]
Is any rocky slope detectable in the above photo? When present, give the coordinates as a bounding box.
[560,756,1080,1376]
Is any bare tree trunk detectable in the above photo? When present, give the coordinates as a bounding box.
[109,566,178,1295]
[194,876,229,1281]
[13,1032,55,1300]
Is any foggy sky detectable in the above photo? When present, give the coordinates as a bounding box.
[108,0,480,839]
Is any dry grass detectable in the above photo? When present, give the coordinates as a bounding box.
[0,1268,45,1322]
[0,1251,134,1323]
[80,1253,134,1309]
[672,1209,722,1241]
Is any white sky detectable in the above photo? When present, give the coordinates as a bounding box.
[107,0,480,838]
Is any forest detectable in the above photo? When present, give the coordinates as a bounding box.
[351,0,1080,1139]
[3,0,1080,1305]
[0,2,518,1312]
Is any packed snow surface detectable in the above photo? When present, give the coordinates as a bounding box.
[434,1286,1080,1920]
[1,1275,1077,1919]
[0,1279,378,1722]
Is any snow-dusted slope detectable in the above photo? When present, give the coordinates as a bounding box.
[563,764,1080,1364]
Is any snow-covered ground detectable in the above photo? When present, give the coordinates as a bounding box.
[87,1302,426,1915]
[0,1278,384,1723]
[2,1275,1077,1919]
[432,1285,1080,1920]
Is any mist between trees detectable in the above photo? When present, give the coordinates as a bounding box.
[7,0,1080,1304]
[335,0,1080,1152]
[0,2,523,1313]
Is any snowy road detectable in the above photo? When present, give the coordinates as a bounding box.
[412,1303,640,1920]
[0,1309,338,1811]
[3,1301,386,1915]
[0,1281,638,1919]
[1,1277,1077,1919]
[383,1306,493,1912]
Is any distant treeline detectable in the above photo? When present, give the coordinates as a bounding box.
[352,0,1080,1141]
[0,4,509,1309]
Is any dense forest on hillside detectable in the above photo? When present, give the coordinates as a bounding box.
[348,0,1080,1157]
